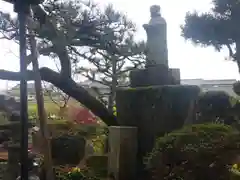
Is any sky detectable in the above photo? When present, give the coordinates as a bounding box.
[0,0,239,90]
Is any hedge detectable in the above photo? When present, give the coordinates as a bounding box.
[145,123,240,180]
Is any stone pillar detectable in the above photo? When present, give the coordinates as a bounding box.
[4,115,32,180]
[4,122,22,180]
[5,144,20,180]
[108,126,137,180]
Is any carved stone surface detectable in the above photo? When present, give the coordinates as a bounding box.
[143,5,168,67]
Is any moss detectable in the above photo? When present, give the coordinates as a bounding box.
[116,85,200,128]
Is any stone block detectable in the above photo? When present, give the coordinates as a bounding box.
[108,126,138,180]
[170,68,180,84]
[130,65,180,87]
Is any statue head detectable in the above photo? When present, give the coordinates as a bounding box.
[150,5,161,18]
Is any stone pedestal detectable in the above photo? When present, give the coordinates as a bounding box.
[130,65,180,87]
[116,85,200,179]
[108,126,137,180]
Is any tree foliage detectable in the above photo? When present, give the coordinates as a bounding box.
[68,105,98,124]
[0,0,144,125]
[77,5,145,111]
[181,0,240,71]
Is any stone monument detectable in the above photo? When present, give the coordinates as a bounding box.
[115,4,201,180]
[143,5,168,67]
[130,5,180,87]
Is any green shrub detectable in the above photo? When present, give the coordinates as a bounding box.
[51,134,86,165]
[145,123,240,180]
[196,91,234,124]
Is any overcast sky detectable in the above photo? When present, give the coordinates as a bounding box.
[0,0,239,90]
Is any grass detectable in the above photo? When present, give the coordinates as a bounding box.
[28,101,60,115]
[0,101,62,125]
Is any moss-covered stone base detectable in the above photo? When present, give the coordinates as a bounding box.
[116,85,200,179]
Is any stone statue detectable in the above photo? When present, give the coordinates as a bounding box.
[143,5,168,67]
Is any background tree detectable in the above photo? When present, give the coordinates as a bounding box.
[0,0,144,125]
[181,0,240,71]
[44,84,70,109]
[43,58,70,110]
[77,5,145,113]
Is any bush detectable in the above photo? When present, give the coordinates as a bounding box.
[51,134,86,165]
[196,91,234,124]
[145,123,240,180]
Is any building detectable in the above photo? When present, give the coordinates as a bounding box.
[5,83,37,101]
[181,79,237,97]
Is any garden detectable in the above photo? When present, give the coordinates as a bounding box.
[0,0,240,179]
[23,91,240,180]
